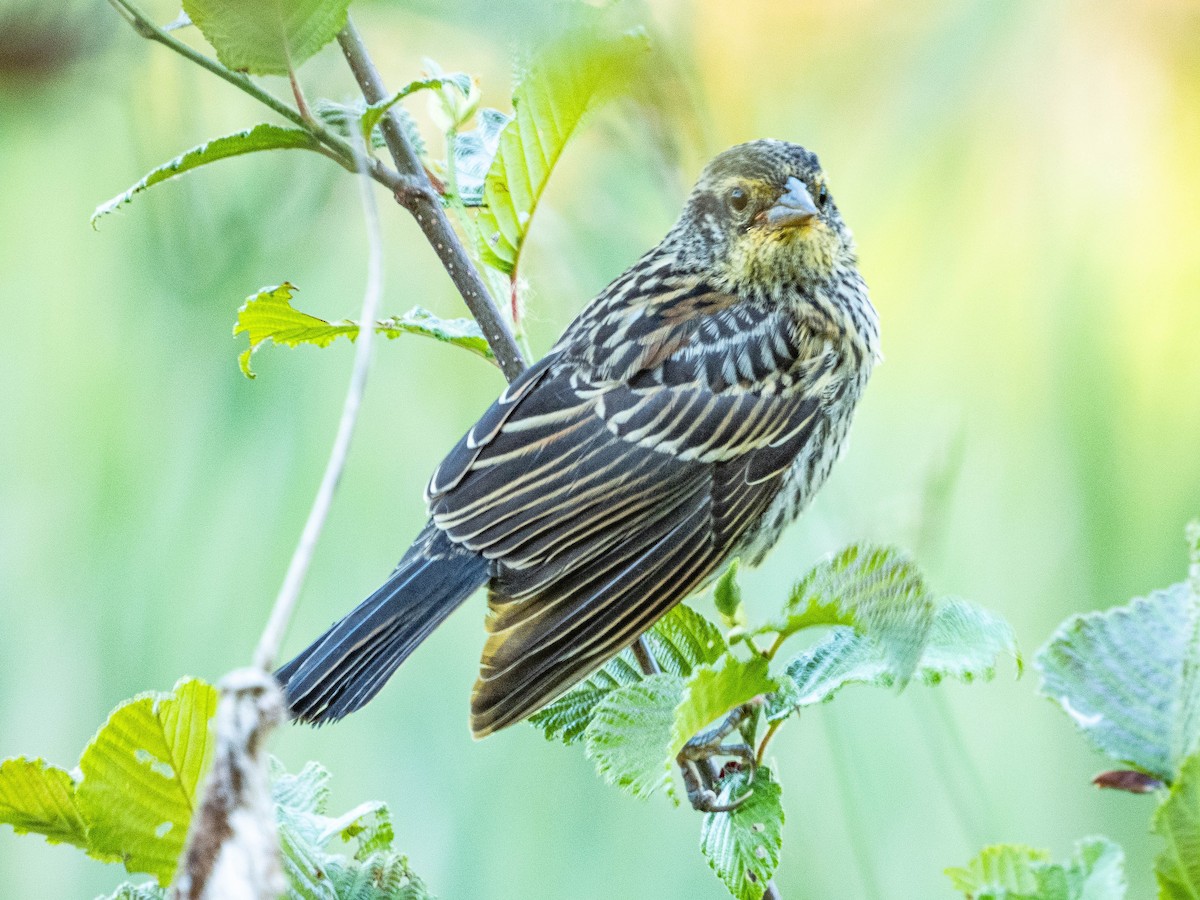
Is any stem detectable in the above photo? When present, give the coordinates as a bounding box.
[287,64,315,124]
[755,718,784,767]
[336,16,527,382]
[253,132,385,671]
[764,632,787,661]
[631,636,660,676]
[106,0,356,165]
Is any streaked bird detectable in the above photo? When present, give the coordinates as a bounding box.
[277,139,881,737]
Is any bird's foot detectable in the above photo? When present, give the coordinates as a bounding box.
[676,698,762,813]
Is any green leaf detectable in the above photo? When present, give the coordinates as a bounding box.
[270,758,434,900]
[1155,751,1200,899]
[584,674,684,799]
[762,544,937,687]
[946,837,1126,900]
[0,757,89,850]
[474,26,651,275]
[530,604,725,744]
[233,284,494,377]
[1177,522,1200,769]
[182,0,351,76]
[699,767,784,900]
[644,603,729,676]
[769,598,1017,722]
[714,560,746,629]
[1188,520,1200,597]
[92,125,320,226]
[77,678,218,884]
[452,108,511,206]
[946,844,1047,896]
[363,75,472,139]
[1037,582,1196,782]
[529,658,645,745]
[326,851,435,900]
[377,308,494,361]
[98,882,168,900]
[672,656,777,756]
[916,598,1023,682]
[271,758,330,817]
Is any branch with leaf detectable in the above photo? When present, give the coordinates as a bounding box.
[0,2,1033,899]
[530,544,1019,899]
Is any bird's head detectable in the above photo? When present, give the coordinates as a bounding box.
[668,140,856,294]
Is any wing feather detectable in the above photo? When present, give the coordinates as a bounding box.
[423,275,840,734]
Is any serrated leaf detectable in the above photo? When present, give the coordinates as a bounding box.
[762,544,937,687]
[946,845,1050,896]
[0,757,89,850]
[644,603,728,676]
[672,656,776,756]
[714,560,746,629]
[330,803,394,862]
[271,758,331,817]
[530,604,725,744]
[584,674,684,799]
[326,851,436,900]
[277,804,336,900]
[92,125,320,226]
[98,882,168,900]
[453,108,511,206]
[917,598,1022,682]
[946,837,1126,900]
[315,99,389,152]
[362,75,471,139]
[771,598,1017,721]
[700,767,784,900]
[77,678,218,884]
[1177,522,1200,768]
[474,26,650,275]
[233,284,494,377]
[530,657,644,745]
[1037,583,1196,782]
[182,0,350,76]
[270,758,423,900]
[378,308,494,361]
[1155,751,1200,899]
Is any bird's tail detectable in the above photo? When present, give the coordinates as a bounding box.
[276,525,488,725]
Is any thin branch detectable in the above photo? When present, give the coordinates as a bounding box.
[287,64,315,125]
[106,0,526,381]
[253,132,386,671]
[107,0,357,171]
[755,718,784,767]
[631,636,660,676]
[336,16,527,382]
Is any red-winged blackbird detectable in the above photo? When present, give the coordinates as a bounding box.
[277,139,881,737]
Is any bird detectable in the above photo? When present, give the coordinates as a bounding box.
[276,139,881,738]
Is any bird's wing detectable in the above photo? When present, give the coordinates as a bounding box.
[426,280,837,735]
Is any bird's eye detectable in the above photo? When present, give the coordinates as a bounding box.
[816,183,830,208]
[728,187,749,213]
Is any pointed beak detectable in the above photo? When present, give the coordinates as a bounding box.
[760,176,819,229]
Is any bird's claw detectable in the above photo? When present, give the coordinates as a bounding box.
[676,698,763,813]
[686,783,756,813]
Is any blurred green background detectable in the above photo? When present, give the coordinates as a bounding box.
[3,0,1199,897]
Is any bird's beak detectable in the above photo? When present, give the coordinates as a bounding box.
[759,176,819,229]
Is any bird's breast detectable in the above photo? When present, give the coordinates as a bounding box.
[734,349,875,566]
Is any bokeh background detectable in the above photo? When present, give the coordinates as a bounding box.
[3,0,1199,897]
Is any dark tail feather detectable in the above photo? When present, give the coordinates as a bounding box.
[276,525,488,725]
